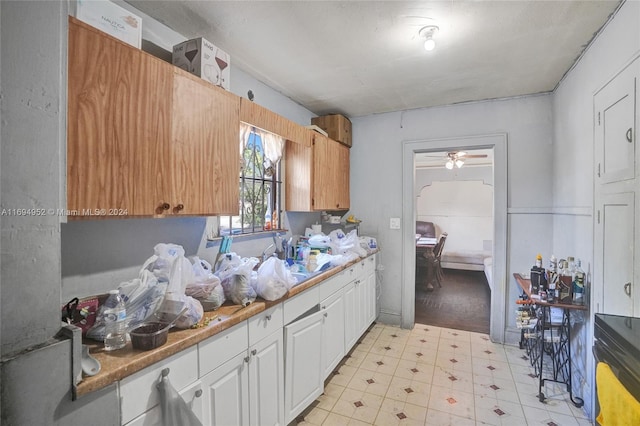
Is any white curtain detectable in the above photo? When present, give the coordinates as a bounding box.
[239,122,285,166]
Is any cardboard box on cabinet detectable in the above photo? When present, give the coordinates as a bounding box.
[173,37,230,90]
[75,0,142,48]
[311,114,352,147]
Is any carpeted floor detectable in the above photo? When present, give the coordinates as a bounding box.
[415,268,491,334]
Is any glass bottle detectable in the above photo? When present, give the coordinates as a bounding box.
[572,259,585,305]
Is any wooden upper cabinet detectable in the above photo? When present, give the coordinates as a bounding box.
[67,17,172,216]
[285,133,350,212]
[240,98,309,146]
[171,70,240,215]
[313,133,350,211]
[67,17,240,217]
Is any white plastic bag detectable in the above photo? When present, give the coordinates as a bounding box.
[172,295,203,329]
[86,270,168,341]
[187,257,225,311]
[256,257,296,301]
[216,256,259,306]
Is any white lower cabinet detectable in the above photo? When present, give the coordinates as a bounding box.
[321,290,345,379]
[363,256,377,326]
[125,380,205,426]
[118,254,377,426]
[284,306,324,424]
[201,350,250,426]
[249,329,285,426]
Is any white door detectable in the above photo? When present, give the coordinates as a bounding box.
[343,281,358,350]
[595,192,635,316]
[321,291,345,379]
[284,308,324,424]
[364,257,377,325]
[595,63,636,184]
[249,330,284,426]
[201,351,250,426]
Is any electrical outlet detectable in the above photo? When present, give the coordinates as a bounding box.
[389,217,401,230]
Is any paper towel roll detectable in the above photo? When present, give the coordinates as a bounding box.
[311,224,322,234]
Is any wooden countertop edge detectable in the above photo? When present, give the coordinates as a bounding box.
[76,250,379,397]
[513,273,588,312]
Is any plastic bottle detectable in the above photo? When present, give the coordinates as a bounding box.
[103,289,127,351]
[572,259,585,305]
[535,254,543,268]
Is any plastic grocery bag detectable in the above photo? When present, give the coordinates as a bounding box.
[157,369,202,426]
[215,254,258,306]
[86,270,168,341]
[256,257,296,301]
[186,257,225,311]
[172,295,203,329]
[141,243,194,293]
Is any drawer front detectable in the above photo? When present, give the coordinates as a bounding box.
[199,321,248,377]
[283,286,320,325]
[248,304,284,346]
[343,262,361,284]
[119,345,198,424]
[319,271,348,301]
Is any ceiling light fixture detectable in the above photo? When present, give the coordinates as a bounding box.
[445,159,454,169]
[419,25,439,51]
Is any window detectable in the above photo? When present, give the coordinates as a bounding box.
[212,124,284,237]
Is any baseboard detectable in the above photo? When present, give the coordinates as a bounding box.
[377,310,401,327]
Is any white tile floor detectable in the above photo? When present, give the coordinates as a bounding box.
[293,323,592,426]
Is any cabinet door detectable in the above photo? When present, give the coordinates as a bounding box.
[595,192,635,316]
[313,134,350,210]
[124,380,205,426]
[363,257,377,325]
[284,308,324,424]
[321,291,345,379]
[595,63,637,185]
[201,351,250,426]
[249,330,285,426]
[171,71,240,215]
[284,139,313,211]
[343,281,359,351]
[67,17,172,216]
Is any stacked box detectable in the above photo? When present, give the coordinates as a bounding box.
[173,37,230,90]
[76,0,142,48]
[311,114,352,147]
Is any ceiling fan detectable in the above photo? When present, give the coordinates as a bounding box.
[445,151,488,169]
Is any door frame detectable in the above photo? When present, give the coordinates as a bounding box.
[401,133,508,343]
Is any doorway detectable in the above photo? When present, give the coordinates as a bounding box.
[401,134,508,343]
[414,154,494,334]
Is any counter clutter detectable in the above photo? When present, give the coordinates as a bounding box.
[76,248,379,398]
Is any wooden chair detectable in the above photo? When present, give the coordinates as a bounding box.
[424,232,447,287]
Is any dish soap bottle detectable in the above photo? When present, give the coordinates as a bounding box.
[572,259,585,305]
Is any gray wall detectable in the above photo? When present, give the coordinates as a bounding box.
[550,0,640,416]
[350,94,555,329]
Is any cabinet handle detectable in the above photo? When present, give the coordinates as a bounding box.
[194,389,203,398]
[322,305,326,310]
[626,128,633,143]
[244,356,250,363]
[160,203,170,211]
[265,314,272,321]
[624,282,632,296]
[251,349,257,356]
[174,204,184,212]
[323,312,328,318]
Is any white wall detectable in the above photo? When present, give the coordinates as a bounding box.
[417,180,493,254]
[351,94,554,328]
[551,0,640,417]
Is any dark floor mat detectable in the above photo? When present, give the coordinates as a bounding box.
[415,269,491,334]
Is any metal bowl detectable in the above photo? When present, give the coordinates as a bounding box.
[129,322,170,351]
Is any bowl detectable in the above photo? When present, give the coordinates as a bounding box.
[130,322,171,351]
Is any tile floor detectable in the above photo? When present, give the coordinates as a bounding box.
[293,323,592,426]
